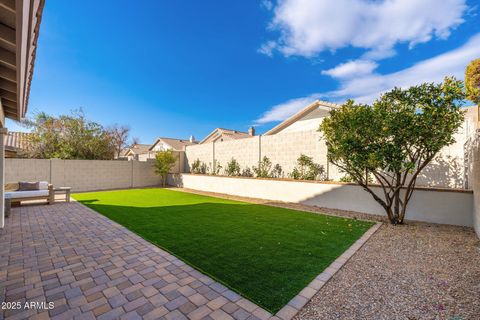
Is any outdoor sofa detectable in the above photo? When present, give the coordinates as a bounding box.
[4,181,54,217]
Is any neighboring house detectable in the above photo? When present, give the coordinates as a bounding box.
[124,144,151,161]
[264,100,340,135]
[200,128,254,144]
[147,136,196,154]
[4,131,31,158]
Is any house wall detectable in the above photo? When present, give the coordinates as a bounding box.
[167,173,473,227]
[6,158,166,192]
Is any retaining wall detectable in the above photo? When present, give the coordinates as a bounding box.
[168,173,473,227]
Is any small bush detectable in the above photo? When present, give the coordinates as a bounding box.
[241,167,253,177]
[191,159,207,174]
[253,156,272,178]
[271,164,283,178]
[339,174,353,182]
[209,160,222,175]
[290,154,324,180]
[225,158,241,176]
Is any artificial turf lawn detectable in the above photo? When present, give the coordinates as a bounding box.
[73,188,373,313]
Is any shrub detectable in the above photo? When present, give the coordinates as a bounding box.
[154,150,178,186]
[253,156,272,178]
[225,158,241,176]
[271,164,283,178]
[191,159,207,174]
[241,167,253,177]
[209,160,222,175]
[290,154,324,180]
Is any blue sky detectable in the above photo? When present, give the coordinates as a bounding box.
[7,0,480,143]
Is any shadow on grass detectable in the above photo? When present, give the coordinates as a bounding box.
[77,198,372,313]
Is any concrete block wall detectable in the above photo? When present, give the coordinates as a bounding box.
[5,159,162,192]
[214,136,260,172]
[184,130,466,187]
[261,130,326,178]
[184,143,214,172]
[6,159,50,183]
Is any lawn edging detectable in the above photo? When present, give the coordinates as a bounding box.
[274,222,383,320]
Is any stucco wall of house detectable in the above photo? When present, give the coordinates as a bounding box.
[168,173,473,227]
[6,159,164,192]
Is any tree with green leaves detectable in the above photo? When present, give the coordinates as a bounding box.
[320,77,465,224]
[465,59,480,104]
[23,109,116,160]
[154,150,178,186]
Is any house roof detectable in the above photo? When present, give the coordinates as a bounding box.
[125,144,151,156]
[200,128,250,144]
[0,0,45,122]
[264,100,341,135]
[4,131,30,151]
[148,137,197,151]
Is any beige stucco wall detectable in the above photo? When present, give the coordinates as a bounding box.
[168,174,473,227]
[6,159,164,192]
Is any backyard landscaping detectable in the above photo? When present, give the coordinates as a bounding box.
[73,188,373,313]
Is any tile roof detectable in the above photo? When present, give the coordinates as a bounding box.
[4,131,31,151]
[200,128,250,144]
[149,137,197,151]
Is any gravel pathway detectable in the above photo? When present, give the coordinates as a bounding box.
[172,188,480,320]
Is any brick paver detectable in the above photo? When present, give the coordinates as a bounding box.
[0,202,269,319]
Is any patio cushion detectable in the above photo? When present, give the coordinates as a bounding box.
[38,181,49,190]
[5,190,49,199]
[4,182,19,191]
[19,182,39,191]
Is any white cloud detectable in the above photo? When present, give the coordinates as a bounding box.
[257,41,276,57]
[262,0,468,58]
[255,94,321,124]
[321,60,378,79]
[260,0,273,11]
[256,33,480,123]
[327,33,480,103]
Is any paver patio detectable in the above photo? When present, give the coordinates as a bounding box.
[0,202,272,320]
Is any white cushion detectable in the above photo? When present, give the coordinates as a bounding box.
[5,190,49,199]
[38,181,49,190]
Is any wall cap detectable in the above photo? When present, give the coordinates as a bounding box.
[180,173,473,194]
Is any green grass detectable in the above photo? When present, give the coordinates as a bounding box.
[73,188,373,313]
